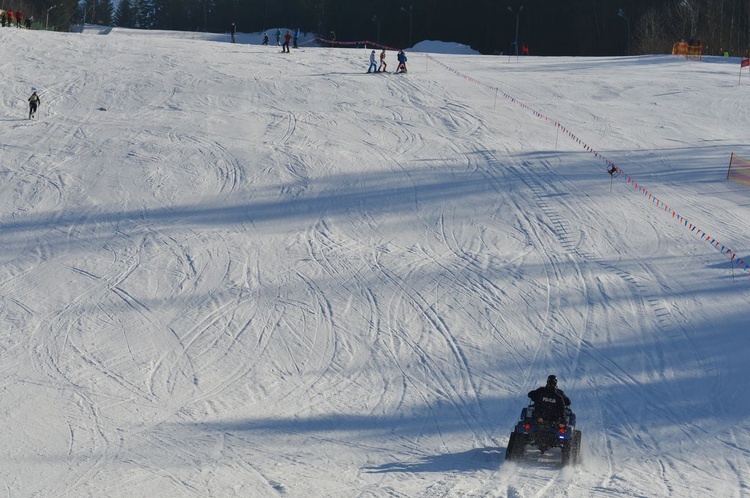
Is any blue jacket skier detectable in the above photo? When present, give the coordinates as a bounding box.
[397,50,408,73]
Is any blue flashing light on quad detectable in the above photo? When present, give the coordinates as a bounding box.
[505,404,582,465]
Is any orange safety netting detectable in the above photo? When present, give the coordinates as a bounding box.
[672,41,702,60]
[728,153,750,187]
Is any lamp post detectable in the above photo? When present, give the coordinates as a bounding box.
[372,15,380,44]
[508,5,523,61]
[46,4,59,30]
[401,5,413,48]
[618,8,630,56]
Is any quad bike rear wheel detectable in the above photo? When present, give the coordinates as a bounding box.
[505,432,527,461]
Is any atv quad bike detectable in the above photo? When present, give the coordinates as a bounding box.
[505,404,582,465]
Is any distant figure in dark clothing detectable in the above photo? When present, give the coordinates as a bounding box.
[28,91,40,119]
[262,33,269,45]
[230,22,236,43]
[527,375,569,422]
[282,30,291,53]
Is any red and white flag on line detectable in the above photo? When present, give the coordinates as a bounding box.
[740,59,750,84]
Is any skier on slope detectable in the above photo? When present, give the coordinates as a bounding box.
[396,49,408,73]
[28,91,40,119]
[378,49,387,72]
[367,50,378,73]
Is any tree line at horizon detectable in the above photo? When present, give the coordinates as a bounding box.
[15,0,750,57]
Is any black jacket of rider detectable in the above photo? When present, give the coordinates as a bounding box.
[556,388,571,407]
[527,385,566,422]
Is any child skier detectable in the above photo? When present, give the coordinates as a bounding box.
[378,49,387,72]
[367,50,378,73]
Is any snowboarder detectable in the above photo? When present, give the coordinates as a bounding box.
[275,28,281,46]
[230,22,236,43]
[367,50,378,73]
[282,30,291,53]
[378,49,387,72]
[293,28,300,49]
[15,10,22,28]
[28,91,40,119]
[262,33,269,45]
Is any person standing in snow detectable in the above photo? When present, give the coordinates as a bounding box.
[378,49,387,72]
[28,91,40,119]
[262,33,269,45]
[7,10,13,27]
[282,30,291,53]
[293,28,300,49]
[230,22,236,43]
[367,50,378,73]
[275,28,281,46]
[396,49,408,73]
[15,10,22,28]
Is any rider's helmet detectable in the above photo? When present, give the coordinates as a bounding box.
[546,375,558,387]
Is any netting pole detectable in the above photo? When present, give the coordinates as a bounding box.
[555,125,559,149]
[728,152,733,179]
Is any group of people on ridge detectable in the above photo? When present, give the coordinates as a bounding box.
[264,28,300,51]
[1,9,28,28]
[368,49,408,73]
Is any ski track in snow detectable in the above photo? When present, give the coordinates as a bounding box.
[1,28,749,497]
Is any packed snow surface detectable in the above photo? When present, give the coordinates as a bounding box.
[2,27,750,497]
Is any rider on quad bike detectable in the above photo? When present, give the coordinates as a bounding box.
[505,374,581,464]
[527,375,570,421]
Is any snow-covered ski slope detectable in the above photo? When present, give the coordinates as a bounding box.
[2,26,750,497]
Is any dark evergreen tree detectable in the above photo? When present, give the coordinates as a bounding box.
[13,0,750,56]
[98,0,114,25]
[114,0,136,27]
